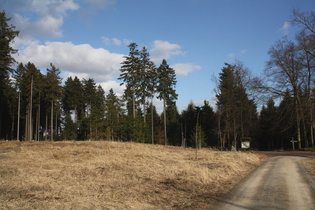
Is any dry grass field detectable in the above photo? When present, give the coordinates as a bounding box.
[0,141,267,209]
[303,158,315,181]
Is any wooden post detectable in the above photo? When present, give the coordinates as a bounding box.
[291,137,297,151]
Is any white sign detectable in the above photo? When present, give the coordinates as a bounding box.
[241,141,250,149]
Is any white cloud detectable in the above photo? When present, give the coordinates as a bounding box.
[279,21,291,35]
[150,40,185,63]
[227,49,248,59]
[35,15,64,37]
[112,38,122,46]
[102,37,111,45]
[171,63,201,76]
[3,0,79,39]
[100,80,125,97]
[102,36,131,46]
[14,41,125,83]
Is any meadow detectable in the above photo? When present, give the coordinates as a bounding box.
[0,141,267,209]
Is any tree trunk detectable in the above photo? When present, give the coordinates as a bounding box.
[51,100,53,141]
[37,95,40,141]
[25,109,28,141]
[55,109,58,139]
[163,96,167,145]
[143,100,146,125]
[27,76,33,141]
[45,113,48,140]
[295,97,302,149]
[233,117,237,151]
[132,87,136,120]
[151,98,154,144]
[17,92,20,141]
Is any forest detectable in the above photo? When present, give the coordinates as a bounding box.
[0,10,314,150]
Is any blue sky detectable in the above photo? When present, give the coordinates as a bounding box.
[3,0,315,112]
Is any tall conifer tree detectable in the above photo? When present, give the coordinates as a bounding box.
[156,59,178,145]
[0,11,19,139]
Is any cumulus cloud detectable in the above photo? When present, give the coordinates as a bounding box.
[5,0,126,96]
[14,41,125,82]
[2,0,79,39]
[150,40,185,63]
[171,63,201,76]
[279,21,291,35]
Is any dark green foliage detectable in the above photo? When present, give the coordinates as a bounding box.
[156,59,178,102]
[119,42,140,119]
[0,11,19,139]
[165,102,181,146]
[200,100,216,146]
[157,59,178,145]
[61,113,77,140]
[258,99,278,150]
[62,76,84,117]
[181,101,216,148]
[181,101,198,147]
[216,63,258,150]
[43,63,62,140]
[105,88,124,141]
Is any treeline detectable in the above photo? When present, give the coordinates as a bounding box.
[0,10,314,150]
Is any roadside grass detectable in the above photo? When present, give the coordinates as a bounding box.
[0,141,266,209]
[302,158,315,181]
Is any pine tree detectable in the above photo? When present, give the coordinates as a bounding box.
[166,102,181,146]
[13,62,44,141]
[44,63,62,140]
[62,76,84,122]
[181,101,197,147]
[118,42,141,141]
[201,100,216,146]
[81,78,97,140]
[258,99,278,150]
[0,11,19,139]
[156,59,178,145]
[216,63,236,149]
[216,63,257,150]
[119,42,140,120]
[105,88,123,141]
[61,76,84,140]
[90,85,106,140]
[136,47,156,126]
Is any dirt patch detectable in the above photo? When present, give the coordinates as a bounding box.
[0,141,267,209]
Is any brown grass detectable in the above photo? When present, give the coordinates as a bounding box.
[302,158,315,181]
[0,141,267,209]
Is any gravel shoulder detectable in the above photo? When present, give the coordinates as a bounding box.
[214,153,315,210]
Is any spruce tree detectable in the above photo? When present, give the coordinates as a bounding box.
[0,11,19,139]
[156,59,178,145]
[119,42,140,120]
[105,88,123,141]
[44,63,62,140]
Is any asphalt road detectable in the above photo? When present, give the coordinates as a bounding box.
[214,155,315,210]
